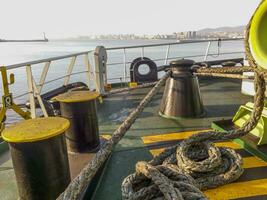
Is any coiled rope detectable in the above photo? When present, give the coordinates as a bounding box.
[121,1,267,200]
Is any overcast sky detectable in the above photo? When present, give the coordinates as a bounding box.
[0,0,262,39]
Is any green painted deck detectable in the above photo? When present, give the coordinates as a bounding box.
[2,77,267,199]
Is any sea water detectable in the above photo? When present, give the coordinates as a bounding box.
[0,39,244,124]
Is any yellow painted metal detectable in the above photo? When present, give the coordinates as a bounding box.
[204,178,267,200]
[2,117,70,143]
[249,0,267,70]
[242,156,267,168]
[142,130,211,144]
[233,102,267,145]
[11,104,31,120]
[129,82,137,88]
[0,107,7,122]
[142,130,267,199]
[141,130,241,157]
[54,90,100,103]
[9,73,15,85]
[142,131,267,169]
[0,66,31,128]
[104,84,112,91]
[98,96,103,104]
[0,122,4,137]
[0,67,10,95]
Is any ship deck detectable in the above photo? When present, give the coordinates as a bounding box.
[2,77,267,200]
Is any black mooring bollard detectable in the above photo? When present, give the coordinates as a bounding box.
[2,117,71,200]
[55,91,100,153]
[159,59,205,119]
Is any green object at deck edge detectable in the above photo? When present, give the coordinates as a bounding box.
[211,121,267,162]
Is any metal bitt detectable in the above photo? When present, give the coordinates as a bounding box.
[1,117,71,200]
[55,91,100,153]
[94,46,107,94]
[159,59,205,119]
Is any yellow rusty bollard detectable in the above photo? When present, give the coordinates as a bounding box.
[2,117,71,200]
[54,91,101,153]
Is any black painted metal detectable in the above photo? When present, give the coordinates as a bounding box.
[59,100,100,153]
[9,135,70,200]
[159,59,205,118]
[25,82,88,116]
[130,57,158,83]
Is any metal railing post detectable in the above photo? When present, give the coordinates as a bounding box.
[38,62,50,93]
[94,46,107,94]
[26,65,36,118]
[204,41,211,61]
[123,48,127,83]
[64,56,76,86]
[164,44,171,65]
[141,47,145,58]
[84,54,91,88]
[32,79,48,117]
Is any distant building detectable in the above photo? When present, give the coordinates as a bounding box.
[192,31,197,39]
[186,31,192,39]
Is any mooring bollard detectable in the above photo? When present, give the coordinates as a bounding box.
[55,90,100,153]
[159,59,205,119]
[2,117,71,200]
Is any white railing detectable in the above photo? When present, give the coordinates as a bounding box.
[0,38,244,120]
[1,50,95,119]
[105,38,244,84]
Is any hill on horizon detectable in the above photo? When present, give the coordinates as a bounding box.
[198,26,245,33]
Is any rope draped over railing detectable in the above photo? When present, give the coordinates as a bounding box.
[121,1,267,200]
[194,72,254,80]
[57,71,171,200]
[195,66,253,73]
[106,82,157,95]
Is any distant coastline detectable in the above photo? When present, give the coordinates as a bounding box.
[64,25,245,41]
[0,38,49,42]
[0,33,48,42]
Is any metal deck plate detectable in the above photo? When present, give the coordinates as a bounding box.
[142,130,267,200]
[0,78,257,199]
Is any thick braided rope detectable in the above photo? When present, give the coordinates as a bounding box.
[196,66,253,74]
[194,72,254,80]
[122,162,207,200]
[122,70,265,199]
[122,2,267,199]
[107,81,157,95]
[57,71,171,200]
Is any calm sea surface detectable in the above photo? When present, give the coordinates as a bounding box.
[0,39,244,124]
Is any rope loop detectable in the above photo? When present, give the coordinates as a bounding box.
[122,2,267,199]
[122,161,206,200]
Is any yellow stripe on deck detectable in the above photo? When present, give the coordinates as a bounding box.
[101,134,111,140]
[142,130,211,144]
[204,178,267,200]
[142,130,267,199]
[243,156,267,168]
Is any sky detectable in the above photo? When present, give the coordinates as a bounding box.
[0,0,262,39]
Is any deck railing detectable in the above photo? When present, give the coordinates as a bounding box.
[105,38,244,83]
[0,50,95,122]
[0,38,244,122]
